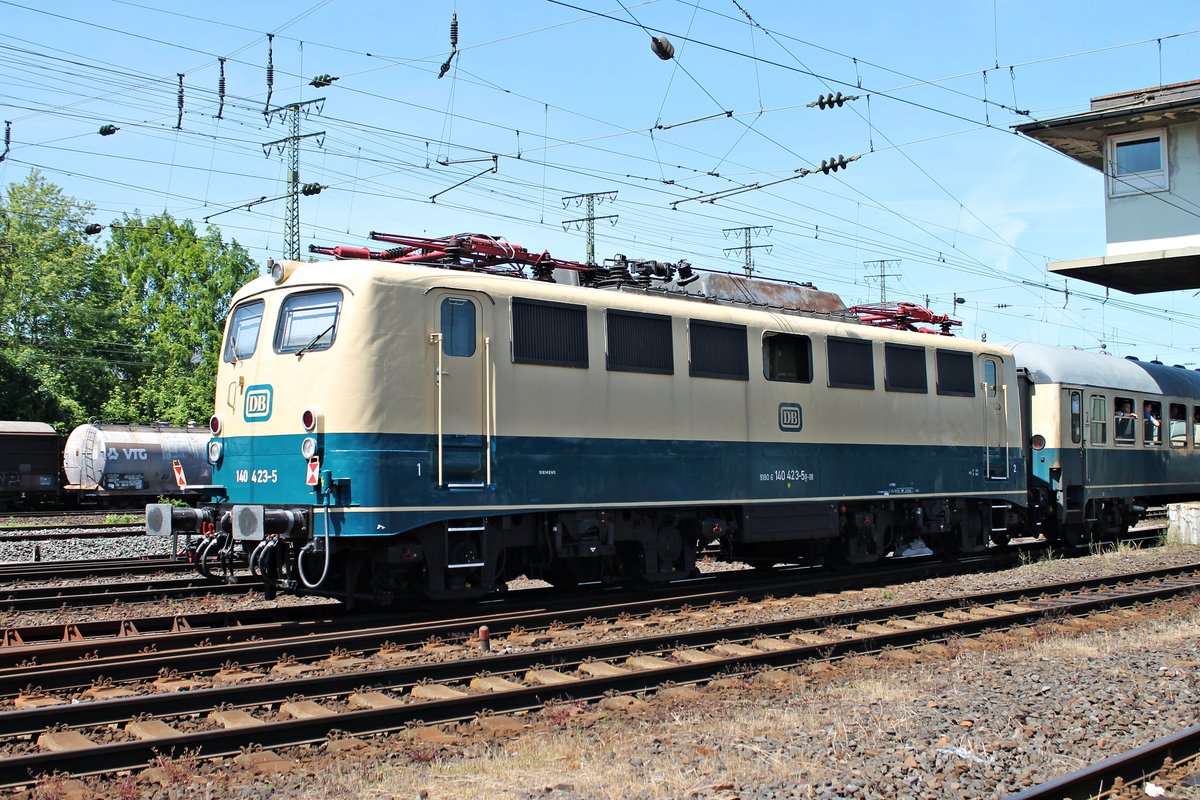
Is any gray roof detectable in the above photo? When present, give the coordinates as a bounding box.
[0,421,56,435]
[1012,342,1200,397]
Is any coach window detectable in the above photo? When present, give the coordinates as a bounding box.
[1193,406,1200,448]
[1143,400,1162,447]
[607,310,673,374]
[275,289,342,355]
[935,350,975,397]
[1069,391,1082,445]
[1114,397,1136,444]
[440,297,476,357]
[512,298,588,368]
[884,343,927,393]
[1089,395,1106,445]
[763,333,812,383]
[1169,403,1187,448]
[827,337,874,390]
[223,300,264,362]
[689,320,748,380]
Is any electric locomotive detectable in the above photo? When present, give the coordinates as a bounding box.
[151,232,1040,606]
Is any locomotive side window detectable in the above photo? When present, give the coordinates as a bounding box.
[689,320,748,380]
[1089,395,1107,445]
[984,360,999,399]
[1143,400,1162,446]
[1114,397,1136,444]
[763,333,812,383]
[1169,403,1186,447]
[883,344,927,393]
[827,337,874,390]
[512,298,588,368]
[440,297,476,358]
[223,300,264,362]
[935,350,975,397]
[606,310,673,374]
[275,289,342,355]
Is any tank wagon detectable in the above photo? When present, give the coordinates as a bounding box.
[64,423,211,503]
[0,422,60,509]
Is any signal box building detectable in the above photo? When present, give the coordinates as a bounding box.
[1015,79,1200,294]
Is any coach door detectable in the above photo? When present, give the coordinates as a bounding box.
[981,357,1008,479]
[1062,388,1085,486]
[430,292,494,488]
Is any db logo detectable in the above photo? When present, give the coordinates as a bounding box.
[244,385,273,422]
[778,403,803,432]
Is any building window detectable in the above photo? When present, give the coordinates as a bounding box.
[440,297,476,358]
[883,343,927,393]
[689,320,748,380]
[827,337,874,390]
[763,333,812,383]
[275,289,342,354]
[1108,129,1167,196]
[512,298,588,368]
[606,310,673,374]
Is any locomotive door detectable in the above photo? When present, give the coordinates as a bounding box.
[430,292,493,488]
[981,357,1008,479]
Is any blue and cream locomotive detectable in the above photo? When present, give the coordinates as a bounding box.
[147,233,1200,605]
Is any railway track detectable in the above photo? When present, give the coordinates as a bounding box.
[1009,725,1200,799]
[0,523,146,541]
[0,555,191,583]
[0,574,264,612]
[0,563,1194,787]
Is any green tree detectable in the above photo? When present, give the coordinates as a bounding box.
[0,170,121,430]
[100,213,260,424]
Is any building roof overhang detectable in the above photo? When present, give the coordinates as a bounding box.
[1047,246,1200,294]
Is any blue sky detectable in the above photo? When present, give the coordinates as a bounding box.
[4,1,1200,362]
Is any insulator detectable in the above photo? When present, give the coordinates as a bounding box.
[450,13,458,48]
[380,247,408,260]
[676,261,699,286]
[176,73,184,130]
[310,74,338,88]
[84,223,103,235]
[300,182,324,196]
[265,34,275,113]
[217,57,226,120]
[98,124,119,136]
[0,120,9,163]
[650,35,675,60]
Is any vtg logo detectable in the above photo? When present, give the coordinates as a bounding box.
[243,384,273,422]
[778,403,803,432]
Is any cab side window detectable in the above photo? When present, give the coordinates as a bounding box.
[223,300,265,362]
[275,289,343,354]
